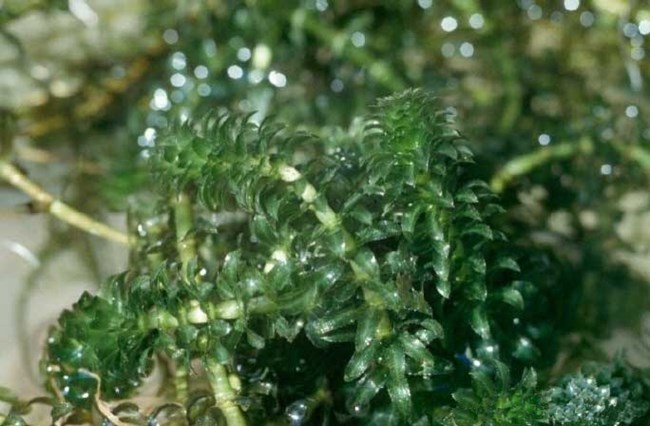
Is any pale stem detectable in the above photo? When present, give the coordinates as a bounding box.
[204,359,247,426]
[173,192,197,275]
[490,138,591,193]
[0,161,130,246]
[174,363,189,402]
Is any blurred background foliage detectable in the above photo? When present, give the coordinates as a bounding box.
[1,0,650,408]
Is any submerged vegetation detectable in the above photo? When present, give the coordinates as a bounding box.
[1,1,650,425]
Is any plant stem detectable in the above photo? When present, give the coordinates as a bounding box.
[173,192,197,276]
[490,137,592,193]
[612,142,650,172]
[204,359,247,426]
[496,43,523,135]
[173,363,189,402]
[0,161,130,245]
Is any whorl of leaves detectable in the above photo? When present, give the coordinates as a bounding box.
[438,361,546,426]
[546,359,650,426]
[41,90,539,423]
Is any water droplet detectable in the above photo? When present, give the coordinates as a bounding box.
[171,52,186,70]
[441,16,458,32]
[459,42,474,58]
[203,39,217,57]
[268,70,287,87]
[563,0,580,12]
[227,65,244,79]
[285,399,309,425]
[417,0,432,9]
[170,73,186,88]
[197,83,211,97]
[625,104,639,118]
[150,88,171,111]
[194,65,209,79]
[469,13,485,29]
[527,5,543,20]
[330,78,344,93]
[316,0,328,11]
[631,46,645,61]
[580,11,594,27]
[248,69,265,84]
[236,47,251,62]
[351,32,366,48]
[163,28,178,44]
[623,23,638,38]
[538,133,551,145]
[600,164,612,175]
[640,20,650,35]
[441,42,455,58]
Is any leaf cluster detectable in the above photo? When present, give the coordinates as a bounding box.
[0,89,643,425]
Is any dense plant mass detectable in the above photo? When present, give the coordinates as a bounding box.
[0,90,646,425]
[2,1,650,426]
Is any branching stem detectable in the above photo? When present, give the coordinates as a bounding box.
[0,161,130,245]
[204,359,247,426]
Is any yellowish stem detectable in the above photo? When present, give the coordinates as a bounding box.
[490,138,592,193]
[205,359,247,426]
[0,161,130,246]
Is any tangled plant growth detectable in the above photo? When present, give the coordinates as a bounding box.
[2,1,650,425]
[1,90,649,425]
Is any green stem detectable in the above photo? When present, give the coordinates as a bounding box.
[173,192,197,276]
[276,164,393,343]
[204,359,247,426]
[174,364,189,402]
[0,161,130,245]
[613,142,650,172]
[490,137,592,193]
[140,296,276,332]
[496,46,522,135]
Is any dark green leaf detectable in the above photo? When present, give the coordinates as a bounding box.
[470,306,490,339]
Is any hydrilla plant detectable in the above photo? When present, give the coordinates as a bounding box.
[1,90,649,425]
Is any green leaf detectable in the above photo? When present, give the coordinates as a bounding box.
[452,388,480,411]
[355,308,385,349]
[493,360,511,390]
[385,344,412,417]
[520,368,537,390]
[416,319,445,344]
[494,256,521,272]
[470,306,490,339]
[401,204,424,238]
[246,329,265,349]
[430,240,451,298]
[349,206,374,226]
[351,249,381,282]
[462,223,493,240]
[470,370,496,397]
[455,187,479,204]
[435,142,458,160]
[307,306,359,337]
[513,337,540,362]
[494,287,525,310]
[251,214,277,245]
[344,342,380,381]
[399,333,435,367]
[467,277,487,301]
